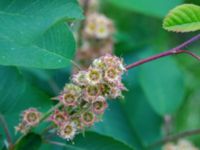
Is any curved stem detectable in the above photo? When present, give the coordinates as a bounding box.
[126,34,200,70]
[176,50,200,61]
[77,0,90,46]
[148,128,200,149]
[0,114,13,149]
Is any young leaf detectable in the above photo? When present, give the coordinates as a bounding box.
[92,101,144,149]
[163,4,200,32]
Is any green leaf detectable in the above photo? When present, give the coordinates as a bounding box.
[92,101,144,149]
[121,53,162,147]
[0,0,83,69]
[175,90,200,146]
[105,0,183,18]
[38,132,134,150]
[0,66,52,144]
[14,133,42,150]
[0,67,26,114]
[139,51,185,116]
[64,132,134,150]
[163,4,200,32]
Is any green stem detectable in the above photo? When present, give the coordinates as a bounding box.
[40,102,63,122]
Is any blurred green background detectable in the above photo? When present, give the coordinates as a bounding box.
[0,0,200,150]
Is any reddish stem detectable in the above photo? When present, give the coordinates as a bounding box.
[126,34,200,70]
[148,128,200,149]
[0,114,13,149]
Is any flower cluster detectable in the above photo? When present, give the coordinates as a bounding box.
[15,108,41,134]
[75,1,115,72]
[49,54,126,140]
[163,139,199,150]
[84,13,114,40]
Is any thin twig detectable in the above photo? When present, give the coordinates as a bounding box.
[176,49,200,61]
[77,0,90,46]
[164,115,172,136]
[0,114,13,149]
[148,128,200,149]
[126,34,200,70]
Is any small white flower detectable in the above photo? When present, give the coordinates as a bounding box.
[58,122,77,141]
[22,108,41,126]
[92,96,107,114]
[84,13,114,39]
[86,68,102,85]
[72,71,88,86]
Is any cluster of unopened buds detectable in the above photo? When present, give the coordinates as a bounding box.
[163,139,199,150]
[16,54,127,141]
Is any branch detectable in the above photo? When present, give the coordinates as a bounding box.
[176,50,200,61]
[0,114,13,149]
[126,34,200,70]
[148,128,200,149]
